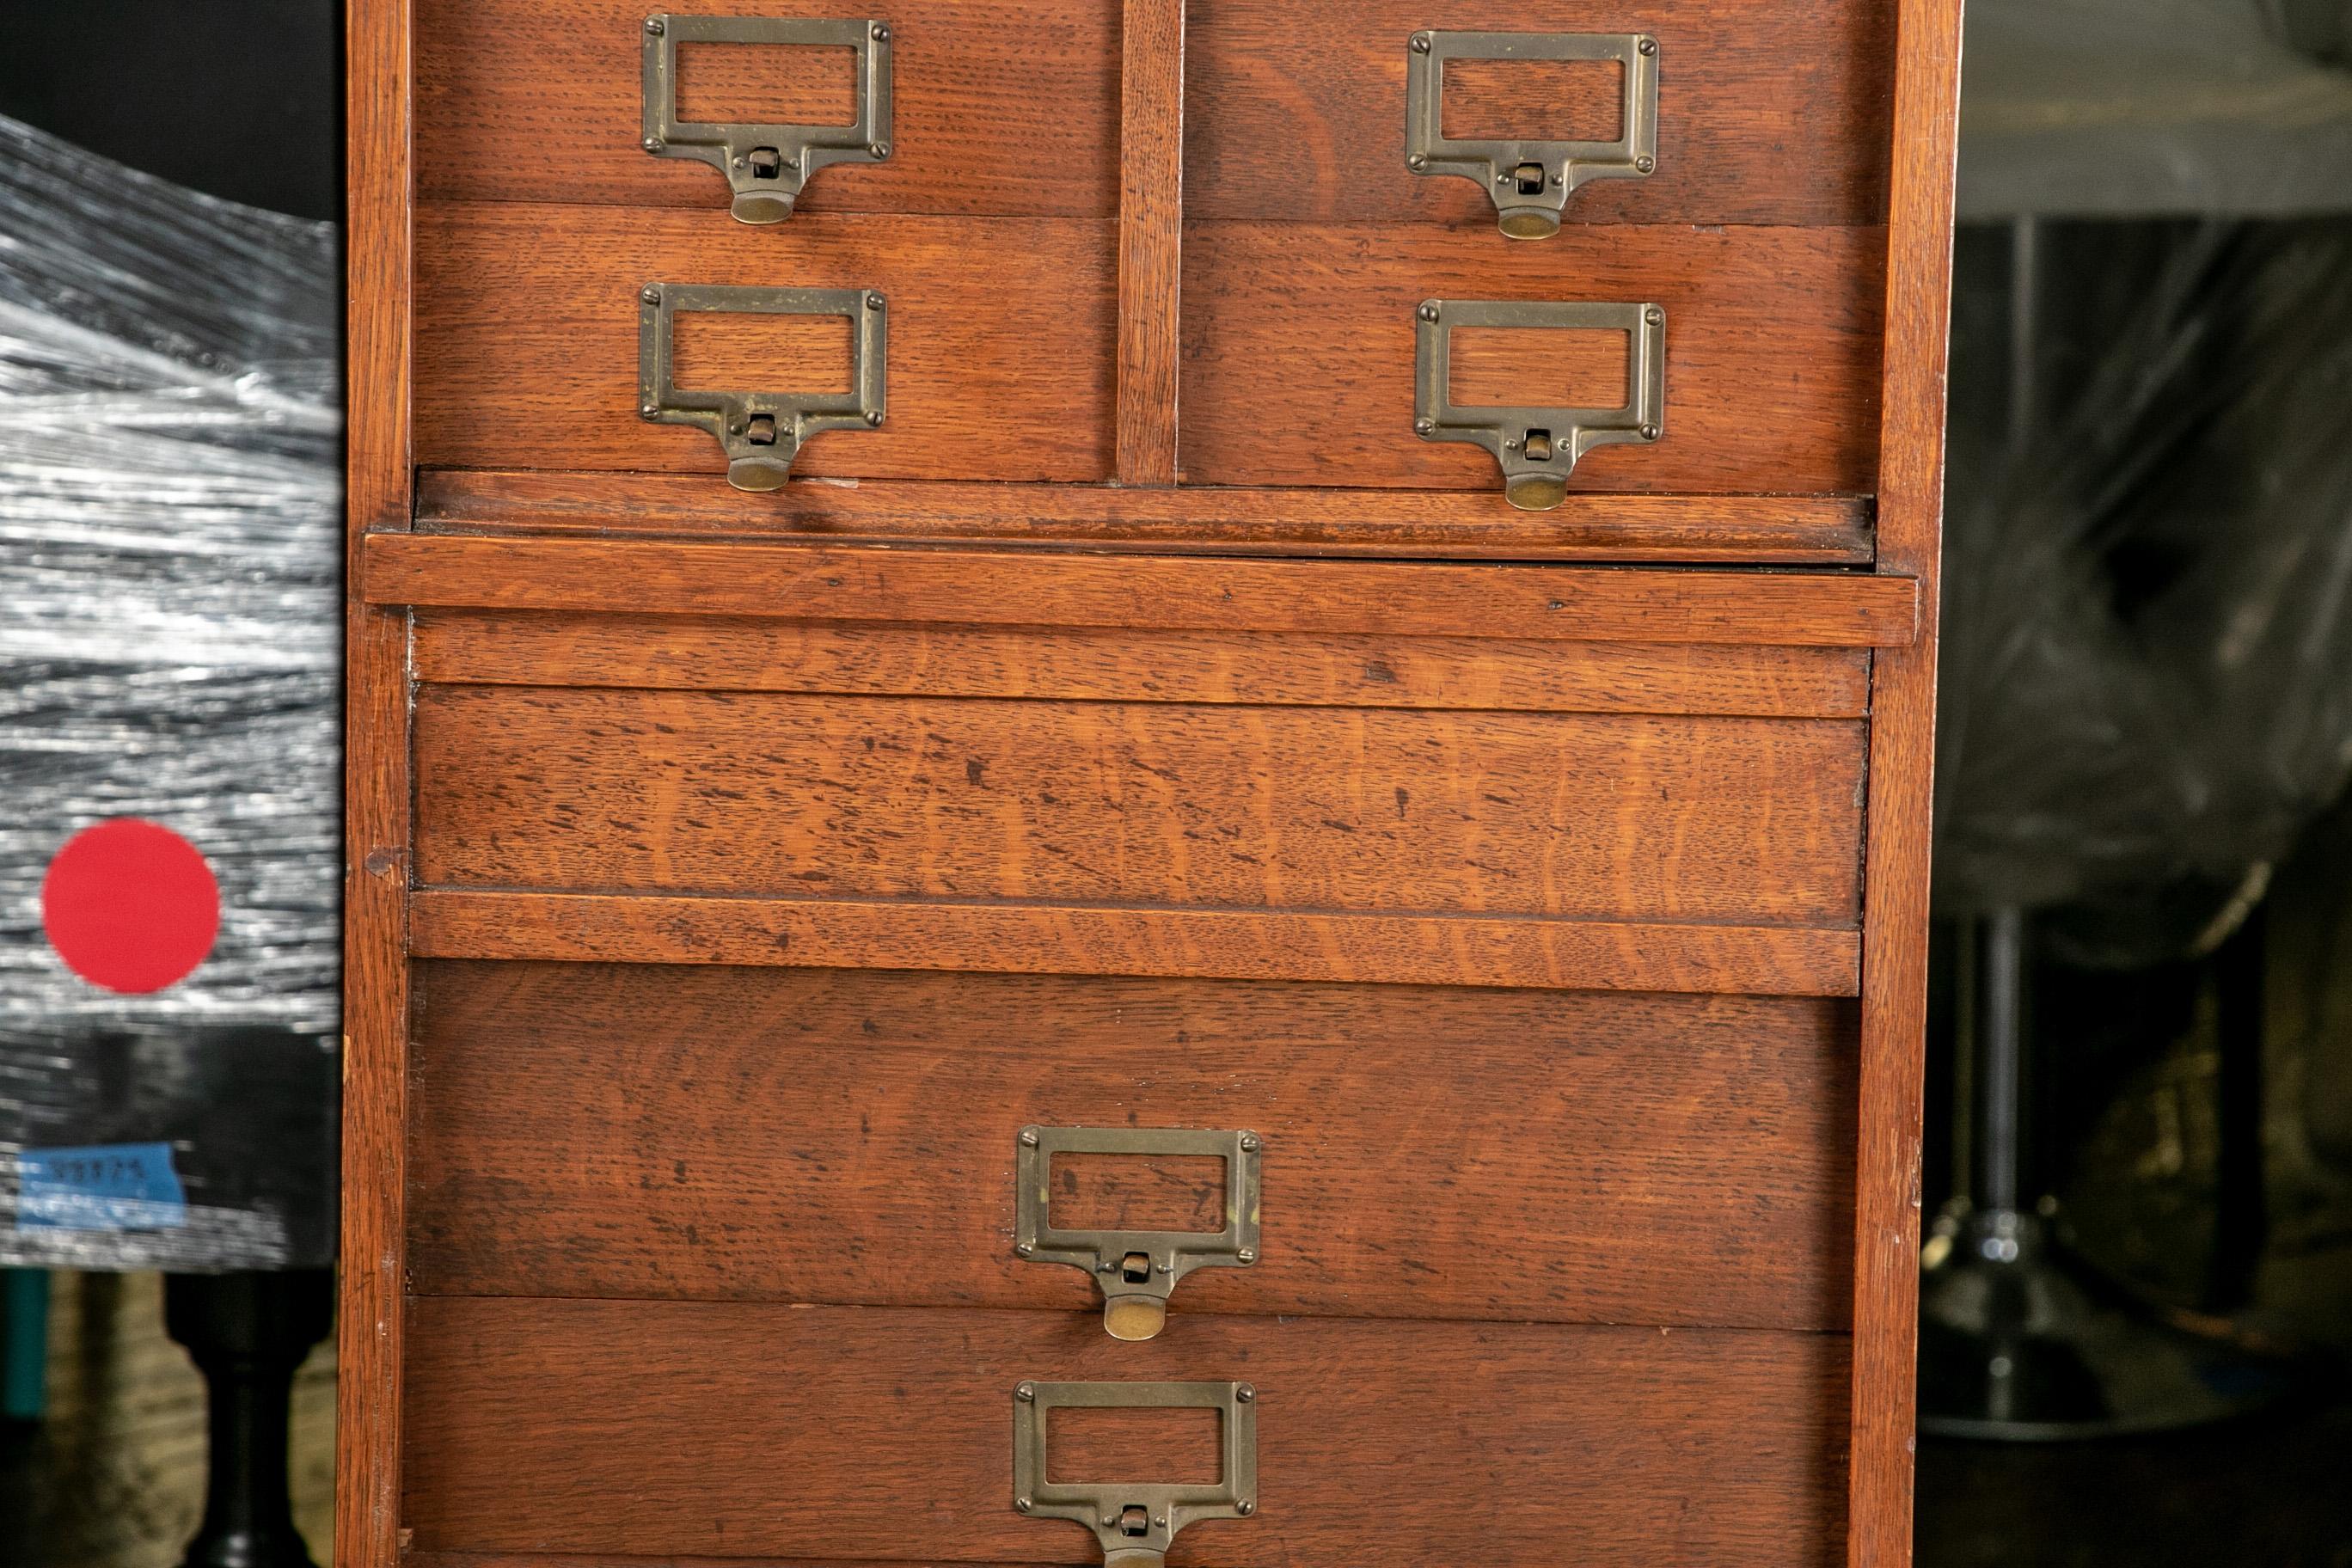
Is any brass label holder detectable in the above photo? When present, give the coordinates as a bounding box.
[1413,297,1665,511]
[637,282,886,493]
[1012,1379,1259,1568]
[1014,1125,1262,1341]
[1405,29,1660,239]
[640,14,893,224]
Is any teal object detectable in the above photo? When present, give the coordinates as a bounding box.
[2,1267,49,1420]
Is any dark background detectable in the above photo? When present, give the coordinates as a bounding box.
[0,0,340,222]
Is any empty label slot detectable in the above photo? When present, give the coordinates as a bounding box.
[668,311,854,395]
[1047,1406,1225,1485]
[676,42,857,126]
[1048,1152,1226,1235]
[1448,326,1632,410]
[1440,57,1625,144]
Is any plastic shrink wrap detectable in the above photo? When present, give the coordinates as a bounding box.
[1,115,340,1269]
[1961,0,2352,219]
[1937,218,2352,968]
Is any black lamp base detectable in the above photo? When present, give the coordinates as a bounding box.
[163,1270,334,1568]
[1920,1202,2309,1441]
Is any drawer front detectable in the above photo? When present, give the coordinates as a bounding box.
[1187,0,1894,228]
[418,0,1120,217]
[403,1298,1849,1565]
[409,960,1859,1329]
[412,685,1865,924]
[415,205,1115,482]
[1181,222,1883,493]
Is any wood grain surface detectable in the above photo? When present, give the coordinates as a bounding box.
[340,3,413,1566]
[415,467,1880,562]
[413,204,1115,482]
[415,0,1119,217]
[1050,1404,1224,1485]
[407,890,1863,995]
[1115,0,1185,482]
[401,1298,1851,1564]
[1449,322,1633,409]
[1185,0,1895,226]
[1180,221,1885,493]
[362,534,1924,647]
[671,40,855,126]
[1849,0,1965,1559]
[406,961,1859,1328]
[413,611,1875,718]
[411,686,1865,925]
[1440,55,1626,142]
[1044,1152,1225,1234]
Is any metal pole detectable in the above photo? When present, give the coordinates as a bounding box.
[2007,215,2040,451]
[1972,906,2027,1215]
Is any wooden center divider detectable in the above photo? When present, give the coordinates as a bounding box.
[1118,0,1185,483]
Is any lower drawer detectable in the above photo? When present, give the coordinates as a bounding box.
[407,959,1859,1331]
[402,1298,1850,1565]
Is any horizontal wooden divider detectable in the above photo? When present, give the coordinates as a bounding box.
[361,534,1920,646]
[418,469,1877,562]
[413,611,1875,717]
[407,891,1861,996]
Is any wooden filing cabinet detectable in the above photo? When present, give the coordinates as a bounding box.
[343,2,1961,1564]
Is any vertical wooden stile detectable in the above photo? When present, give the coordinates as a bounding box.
[1115,0,1186,484]
[1850,0,1964,1560]
[340,0,417,1564]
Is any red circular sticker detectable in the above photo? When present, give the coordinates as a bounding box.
[40,818,222,994]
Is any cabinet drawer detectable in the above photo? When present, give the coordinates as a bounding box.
[412,684,1865,923]
[403,1298,1848,1566]
[1181,222,1883,494]
[409,960,1858,1329]
[418,0,1119,218]
[1187,0,1894,228]
[414,204,1114,482]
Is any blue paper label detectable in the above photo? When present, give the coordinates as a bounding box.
[14,1142,188,1230]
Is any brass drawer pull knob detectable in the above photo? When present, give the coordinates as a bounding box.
[1012,1380,1259,1568]
[641,14,893,224]
[1413,298,1666,510]
[1014,1125,1263,1341]
[637,282,886,491]
[1405,29,1660,238]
